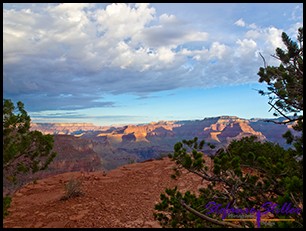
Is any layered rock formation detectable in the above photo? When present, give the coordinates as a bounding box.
[24,116,297,187]
[31,116,292,148]
[30,123,110,135]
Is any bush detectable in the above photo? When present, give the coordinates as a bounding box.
[60,178,84,201]
[3,196,12,218]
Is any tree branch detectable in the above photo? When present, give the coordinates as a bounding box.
[290,192,303,212]
[259,52,267,68]
[3,152,25,171]
[265,102,298,123]
[180,200,243,228]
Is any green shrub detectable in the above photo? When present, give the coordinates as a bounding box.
[3,196,12,218]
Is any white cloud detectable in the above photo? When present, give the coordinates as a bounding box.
[159,13,177,24]
[3,3,297,112]
[48,3,93,22]
[265,27,285,50]
[290,5,302,21]
[234,18,245,27]
[157,47,175,63]
[245,29,261,39]
[248,23,257,29]
[95,3,155,40]
[236,39,257,56]
[184,31,208,42]
[209,42,229,60]
[287,22,303,39]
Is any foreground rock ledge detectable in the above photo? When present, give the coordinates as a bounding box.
[4,157,208,228]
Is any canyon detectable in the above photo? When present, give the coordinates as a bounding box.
[26,116,297,179]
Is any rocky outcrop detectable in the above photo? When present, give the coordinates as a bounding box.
[146,127,175,138]
[123,122,180,142]
[203,117,266,143]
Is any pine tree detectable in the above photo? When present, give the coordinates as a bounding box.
[3,99,57,181]
[258,27,303,124]
[258,27,303,159]
[3,99,57,217]
[154,27,303,228]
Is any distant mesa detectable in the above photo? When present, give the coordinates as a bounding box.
[30,122,110,135]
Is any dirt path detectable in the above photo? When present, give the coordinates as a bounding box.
[4,157,208,228]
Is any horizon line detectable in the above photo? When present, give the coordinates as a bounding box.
[30,114,287,127]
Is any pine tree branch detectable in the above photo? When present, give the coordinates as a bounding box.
[290,192,303,212]
[186,167,233,189]
[267,86,302,112]
[180,200,243,228]
[264,102,300,124]
[259,52,267,68]
[3,152,25,171]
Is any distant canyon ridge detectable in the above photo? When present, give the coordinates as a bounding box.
[27,116,297,177]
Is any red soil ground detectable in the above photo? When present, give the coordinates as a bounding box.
[4,157,209,228]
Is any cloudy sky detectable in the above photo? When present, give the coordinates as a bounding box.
[3,3,303,126]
